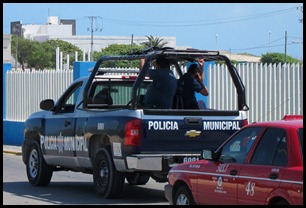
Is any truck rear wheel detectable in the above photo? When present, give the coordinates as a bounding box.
[93,148,125,198]
[26,140,53,186]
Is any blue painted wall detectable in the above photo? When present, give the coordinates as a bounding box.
[73,61,95,80]
[3,121,25,146]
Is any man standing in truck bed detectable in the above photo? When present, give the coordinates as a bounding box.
[177,59,209,109]
[144,57,177,109]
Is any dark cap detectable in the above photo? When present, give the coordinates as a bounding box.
[155,57,170,68]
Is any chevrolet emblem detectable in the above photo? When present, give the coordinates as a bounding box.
[185,130,201,137]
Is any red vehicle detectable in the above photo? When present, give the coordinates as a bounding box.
[164,115,303,205]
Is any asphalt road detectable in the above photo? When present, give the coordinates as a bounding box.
[3,151,169,205]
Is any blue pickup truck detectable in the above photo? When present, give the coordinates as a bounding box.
[22,47,249,198]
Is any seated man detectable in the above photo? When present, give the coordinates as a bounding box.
[144,57,177,109]
[92,88,113,105]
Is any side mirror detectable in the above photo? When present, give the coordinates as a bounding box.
[200,149,219,161]
[40,99,55,111]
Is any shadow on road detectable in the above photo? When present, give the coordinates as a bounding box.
[3,181,168,205]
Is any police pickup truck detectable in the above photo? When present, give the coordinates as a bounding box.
[22,47,249,199]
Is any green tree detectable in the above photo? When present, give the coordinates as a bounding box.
[46,39,82,69]
[93,44,145,68]
[261,52,302,65]
[11,35,33,70]
[11,36,82,70]
[141,35,168,48]
[27,41,53,70]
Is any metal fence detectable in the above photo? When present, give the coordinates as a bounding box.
[5,63,303,123]
[207,62,303,123]
[5,69,73,121]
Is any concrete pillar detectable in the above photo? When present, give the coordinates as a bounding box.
[3,63,12,119]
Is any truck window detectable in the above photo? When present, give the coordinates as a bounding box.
[91,81,148,106]
[58,82,83,113]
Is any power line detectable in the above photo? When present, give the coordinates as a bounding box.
[229,32,304,54]
[101,6,298,27]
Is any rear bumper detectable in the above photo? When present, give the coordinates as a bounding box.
[126,154,163,171]
[125,153,200,171]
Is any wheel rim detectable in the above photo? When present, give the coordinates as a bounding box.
[176,194,189,205]
[29,149,39,178]
[99,160,109,186]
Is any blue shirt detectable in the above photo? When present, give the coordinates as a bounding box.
[177,73,203,109]
[144,68,177,109]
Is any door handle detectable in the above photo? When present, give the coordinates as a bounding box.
[269,173,278,179]
[64,120,71,127]
[230,169,238,175]
[184,117,201,125]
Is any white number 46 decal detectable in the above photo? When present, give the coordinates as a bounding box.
[245,181,256,196]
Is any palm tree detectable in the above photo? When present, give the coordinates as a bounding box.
[141,35,168,48]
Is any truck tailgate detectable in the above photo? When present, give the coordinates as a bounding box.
[141,109,247,153]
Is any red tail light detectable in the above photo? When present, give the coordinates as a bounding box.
[124,119,141,146]
[121,75,138,79]
[242,119,248,127]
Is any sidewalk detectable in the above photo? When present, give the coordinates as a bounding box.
[3,145,22,155]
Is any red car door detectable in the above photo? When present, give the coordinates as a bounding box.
[196,161,242,205]
[237,127,288,205]
[196,126,262,205]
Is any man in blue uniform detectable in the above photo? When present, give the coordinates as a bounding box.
[177,59,209,109]
[144,57,177,109]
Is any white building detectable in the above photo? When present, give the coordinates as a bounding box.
[18,16,177,53]
[3,16,179,65]
[3,34,11,63]
[4,16,260,65]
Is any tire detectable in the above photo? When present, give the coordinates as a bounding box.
[93,148,125,198]
[26,140,53,186]
[275,199,289,205]
[173,185,195,205]
[126,172,150,185]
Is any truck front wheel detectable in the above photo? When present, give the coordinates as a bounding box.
[26,140,53,186]
[93,148,125,198]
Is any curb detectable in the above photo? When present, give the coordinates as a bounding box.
[3,146,22,155]
[3,150,22,155]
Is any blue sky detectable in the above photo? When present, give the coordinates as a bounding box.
[3,3,303,60]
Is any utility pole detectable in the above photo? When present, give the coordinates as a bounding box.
[87,16,102,61]
[130,34,133,68]
[215,34,218,50]
[298,6,303,23]
[15,36,18,70]
[15,25,24,70]
[268,31,271,53]
[284,31,287,63]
